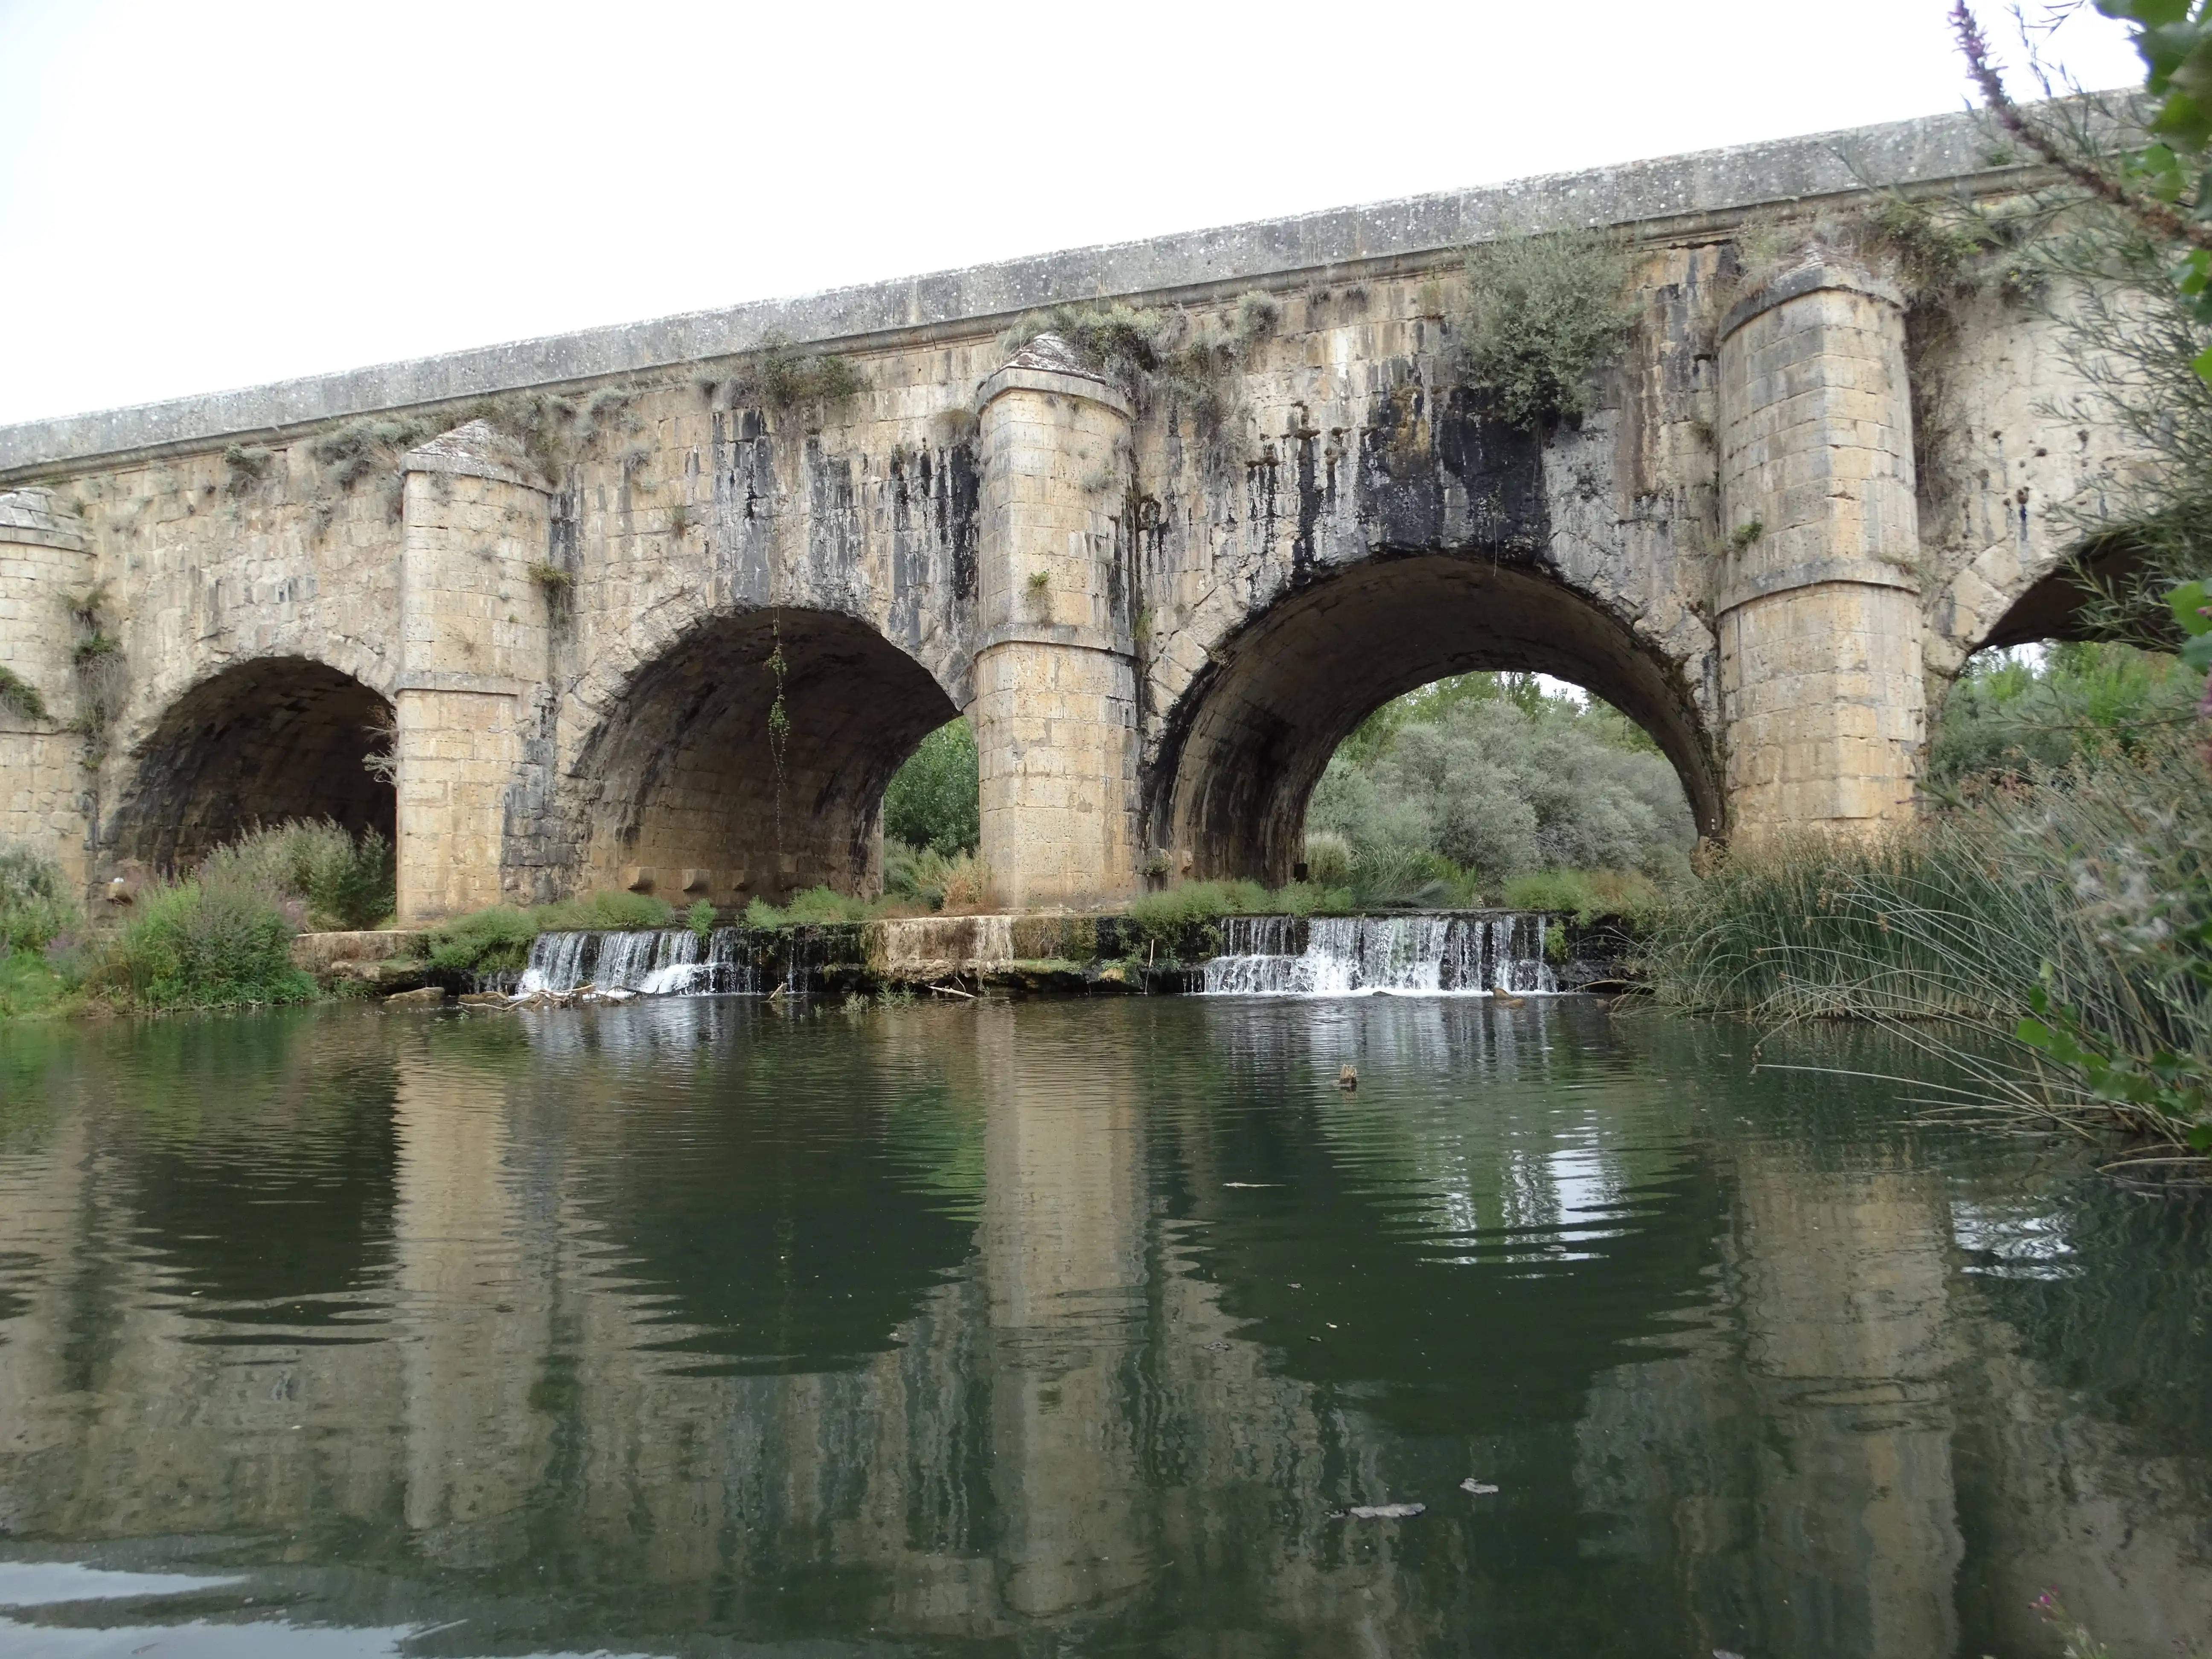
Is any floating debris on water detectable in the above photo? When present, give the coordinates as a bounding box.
[1344,1502,1426,1519]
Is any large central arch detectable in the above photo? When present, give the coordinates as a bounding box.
[1150,554,1721,884]
[571,608,960,902]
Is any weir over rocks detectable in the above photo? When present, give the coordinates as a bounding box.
[472,911,1579,1002]
[0,104,2154,915]
[1200,915,1558,997]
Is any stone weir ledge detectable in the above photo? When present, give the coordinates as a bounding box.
[296,911,1633,1004]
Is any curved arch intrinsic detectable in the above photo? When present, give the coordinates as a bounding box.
[570,608,959,902]
[111,656,396,872]
[1147,554,1721,884]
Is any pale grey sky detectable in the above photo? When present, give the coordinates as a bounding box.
[0,0,2140,426]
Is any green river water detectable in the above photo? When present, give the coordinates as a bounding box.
[0,995,2206,1657]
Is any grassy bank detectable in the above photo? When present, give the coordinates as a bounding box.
[1,822,390,1019]
[1639,728,2212,1159]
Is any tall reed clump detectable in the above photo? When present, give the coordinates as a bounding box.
[199,820,395,931]
[1640,729,2212,1154]
[882,841,989,914]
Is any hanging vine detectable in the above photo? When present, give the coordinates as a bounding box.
[765,608,790,882]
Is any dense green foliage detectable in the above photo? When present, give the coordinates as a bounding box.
[1453,230,1636,430]
[1643,723,2212,1152]
[1929,641,2202,787]
[199,819,395,931]
[1304,673,1694,904]
[882,719,980,855]
[420,890,672,976]
[0,847,76,955]
[90,880,316,1011]
[744,888,875,928]
[882,841,988,912]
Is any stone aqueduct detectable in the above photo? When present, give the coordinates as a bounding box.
[0,111,2138,923]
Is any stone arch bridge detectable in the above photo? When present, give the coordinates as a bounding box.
[0,110,2139,922]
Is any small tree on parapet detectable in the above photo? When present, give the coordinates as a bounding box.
[1452,229,1636,431]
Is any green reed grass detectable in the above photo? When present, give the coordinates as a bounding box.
[1641,730,2212,1157]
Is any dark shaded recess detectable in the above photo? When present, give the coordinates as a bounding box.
[120,1019,400,1320]
[112,657,395,872]
[580,1031,979,1376]
[572,608,958,897]
[1978,538,2176,650]
[1150,553,1722,883]
[1355,382,1550,557]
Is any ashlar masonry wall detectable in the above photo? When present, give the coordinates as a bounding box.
[0,106,2163,915]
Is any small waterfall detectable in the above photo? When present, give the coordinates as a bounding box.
[515,928,758,998]
[1200,913,1558,996]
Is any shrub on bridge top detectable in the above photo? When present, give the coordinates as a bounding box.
[1453,228,1637,431]
[200,820,395,932]
[88,879,316,1011]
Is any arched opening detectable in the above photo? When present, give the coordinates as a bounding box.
[114,657,396,873]
[1978,540,2162,652]
[1936,542,2196,788]
[1150,555,1719,885]
[573,609,960,903]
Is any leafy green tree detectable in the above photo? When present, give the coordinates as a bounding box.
[1931,640,2203,785]
[1307,677,1692,887]
[882,719,980,856]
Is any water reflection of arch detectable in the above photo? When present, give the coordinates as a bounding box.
[565,607,962,903]
[1146,555,1722,884]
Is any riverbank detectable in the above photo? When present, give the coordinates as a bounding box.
[1639,727,2212,1164]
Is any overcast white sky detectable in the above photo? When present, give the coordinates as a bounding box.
[0,0,2142,427]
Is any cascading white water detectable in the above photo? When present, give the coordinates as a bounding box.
[515,928,757,997]
[1200,914,1558,996]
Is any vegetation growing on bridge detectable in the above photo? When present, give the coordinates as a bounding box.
[64,583,127,768]
[693,332,866,424]
[1450,228,1637,431]
[994,291,1281,454]
[0,664,47,722]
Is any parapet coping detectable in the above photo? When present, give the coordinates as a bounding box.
[1718,259,1909,340]
[0,103,2072,479]
[977,364,1134,420]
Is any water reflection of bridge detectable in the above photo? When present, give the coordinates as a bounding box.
[0,1003,2204,1655]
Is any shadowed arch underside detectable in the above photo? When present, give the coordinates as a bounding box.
[114,657,396,872]
[1152,554,1721,884]
[1978,541,2163,652]
[573,609,959,902]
